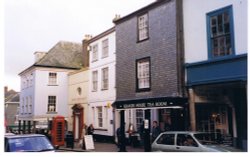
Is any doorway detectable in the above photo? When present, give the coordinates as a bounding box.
[72,104,84,141]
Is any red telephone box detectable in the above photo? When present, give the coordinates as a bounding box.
[51,116,65,147]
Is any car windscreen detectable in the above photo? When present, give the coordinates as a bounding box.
[7,136,54,152]
[194,133,222,145]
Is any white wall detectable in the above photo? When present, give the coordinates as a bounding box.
[183,0,248,63]
[33,68,72,119]
[19,69,35,120]
[88,31,116,136]
[68,69,89,131]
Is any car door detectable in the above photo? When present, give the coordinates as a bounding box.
[154,133,177,152]
[176,133,202,152]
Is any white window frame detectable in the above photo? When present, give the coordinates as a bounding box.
[92,71,98,92]
[25,97,28,114]
[137,58,150,90]
[48,96,56,113]
[97,106,103,128]
[101,67,109,90]
[29,96,32,114]
[48,72,57,85]
[102,39,109,58]
[92,44,98,62]
[138,13,149,41]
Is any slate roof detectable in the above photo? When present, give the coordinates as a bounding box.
[34,41,83,69]
[5,90,20,103]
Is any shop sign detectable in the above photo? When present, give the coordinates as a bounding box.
[114,97,188,110]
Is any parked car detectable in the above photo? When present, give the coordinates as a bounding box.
[151,131,240,152]
[5,134,55,152]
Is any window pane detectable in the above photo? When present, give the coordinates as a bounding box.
[156,134,175,145]
[209,8,232,58]
[138,14,149,41]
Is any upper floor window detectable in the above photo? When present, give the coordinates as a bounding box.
[101,67,109,90]
[48,96,56,113]
[136,57,151,91]
[138,13,149,41]
[207,6,234,59]
[92,44,98,62]
[102,39,109,58]
[48,72,57,85]
[92,71,98,92]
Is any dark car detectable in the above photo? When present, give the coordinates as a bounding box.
[5,134,55,152]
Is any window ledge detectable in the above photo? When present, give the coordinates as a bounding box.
[94,128,108,131]
[47,84,58,86]
[46,112,57,114]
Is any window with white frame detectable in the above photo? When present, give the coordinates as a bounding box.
[48,72,57,85]
[29,96,32,114]
[25,97,28,114]
[21,98,24,115]
[102,67,109,90]
[92,44,98,62]
[48,96,56,112]
[97,106,103,128]
[102,39,109,58]
[92,71,98,91]
[138,13,149,41]
[136,109,144,131]
[137,57,150,91]
[207,6,234,58]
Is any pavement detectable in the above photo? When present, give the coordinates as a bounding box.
[58,141,144,152]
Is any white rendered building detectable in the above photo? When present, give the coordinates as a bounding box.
[87,27,116,141]
[19,41,83,132]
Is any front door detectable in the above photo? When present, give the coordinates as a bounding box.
[72,104,84,141]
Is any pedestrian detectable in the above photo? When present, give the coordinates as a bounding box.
[139,122,145,146]
[79,123,87,149]
[127,123,134,145]
[87,124,94,135]
[152,121,161,143]
[116,127,122,148]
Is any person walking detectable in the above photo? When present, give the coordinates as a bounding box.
[116,127,122,148]
[152,121,161,143]
[87,124,94,135]
[79,123,87,149]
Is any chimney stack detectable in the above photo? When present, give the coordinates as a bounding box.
[84,34,93,41]
[4,86,8,93]
[34,51,47,63]
[113,14,121,22]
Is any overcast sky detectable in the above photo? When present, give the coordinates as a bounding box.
[4,0,155,91]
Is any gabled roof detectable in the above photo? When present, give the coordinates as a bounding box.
[113,0,169,24]
[19,41,84,75]
[35,41,83,69]
[5,89,20,103]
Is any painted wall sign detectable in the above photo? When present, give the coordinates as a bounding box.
[113,97,188,110]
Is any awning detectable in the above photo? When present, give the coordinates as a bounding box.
[112,97,188,110]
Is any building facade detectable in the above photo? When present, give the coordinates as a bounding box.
[68,68,89,141]
[87,27,116,141]
[183,0,247,150]
[19,41,83,133]
[4,86,20,132]
[113,0,187,135]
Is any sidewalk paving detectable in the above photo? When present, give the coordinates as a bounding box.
[58,141,144,152]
